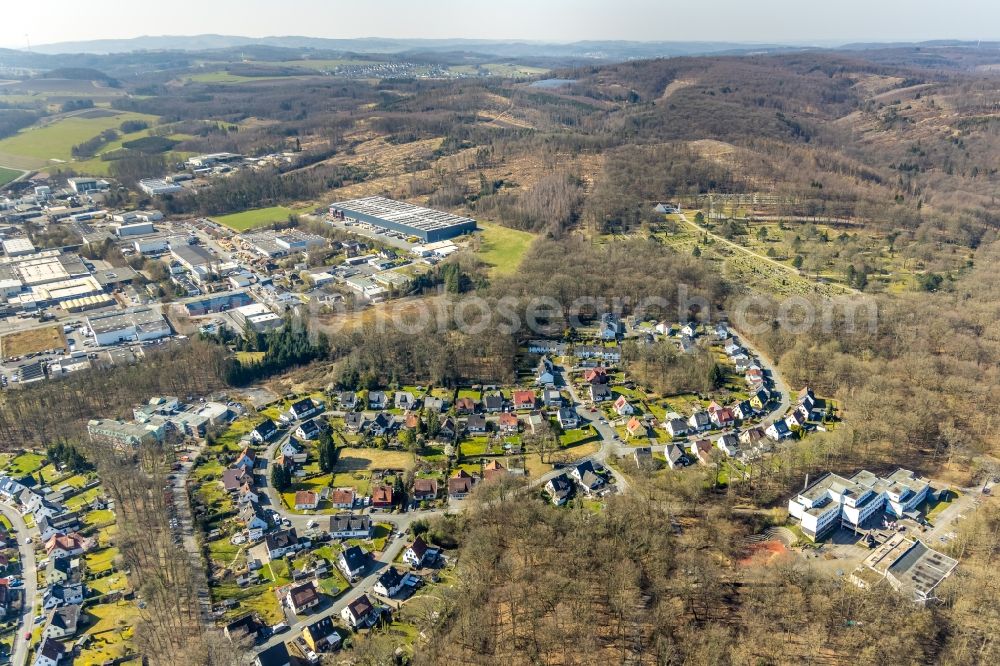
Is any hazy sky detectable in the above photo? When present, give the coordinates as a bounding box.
[1,0,996,49]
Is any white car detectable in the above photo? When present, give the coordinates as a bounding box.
[307,519,318,529]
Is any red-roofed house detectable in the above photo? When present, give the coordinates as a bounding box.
[498,412,519,434]
[513,390,536,410]
[294,491,318,511]
[371,485,394,509]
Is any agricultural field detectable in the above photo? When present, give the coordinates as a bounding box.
[0,109,158,169]
[0,324,67,358]
[212,206,303,231]
[0,165,22,186]
[475,222,536,276]
[449,63,550,77]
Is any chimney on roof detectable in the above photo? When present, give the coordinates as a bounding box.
[804,474,810,491]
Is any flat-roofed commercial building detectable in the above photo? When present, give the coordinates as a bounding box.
[851,532,958,604]
[2,238,35,257]
[86,306,171,345]
[329,196,476,242]
[233,303,283,333]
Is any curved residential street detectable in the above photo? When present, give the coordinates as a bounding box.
[0,501,37,666]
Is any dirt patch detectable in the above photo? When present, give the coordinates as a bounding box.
[738,540,791,567]
[0,324,67,358]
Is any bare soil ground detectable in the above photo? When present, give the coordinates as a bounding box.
[0,324,66,358]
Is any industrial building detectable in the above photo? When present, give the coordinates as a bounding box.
[241,229,327,259]
[86,306,171,346]
[116,222,155,237]
[170,243,217,276]
[138,179,183,196]
[233,303,283,333]
[329,196,476,242]
[2,238,35,257]
[67,178,109,194]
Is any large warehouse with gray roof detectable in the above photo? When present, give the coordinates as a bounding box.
[328,196,476,242]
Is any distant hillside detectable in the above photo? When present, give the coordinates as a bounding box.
[28,34,795,59]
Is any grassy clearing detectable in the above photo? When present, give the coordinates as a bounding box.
[212,206,304,231]
[0,110,157,166]
[0,166,22,186]
[336,448,415,470]
[0,324,66,358]
[8,452,45,475]
[476,222,536,276]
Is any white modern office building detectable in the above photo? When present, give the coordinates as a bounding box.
[788,468,931,540]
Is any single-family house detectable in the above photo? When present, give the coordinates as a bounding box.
[454,397,477,414]
[692,439,714,465]
[437,417,457,440]
[330,487,356,510]
[448,470,476,499]
[424,396,444,413]
[590,383,611,403]
[542,387,563,407]
[626,417,647,439]
[339,391,357,410]
[221,467,253,493]
[223,613,262,644]
[536,357,555,385]
[42,604,81,640]
[366,391,386,410]
[233,447,257,472]
[526,411,546,434]
[302,615,341,651]
[328,514,372,540]
[583,367,608,384]
[785,406,809,429]
[285,580,321,615]
[294,491,319,511]
[733,401,754,421]
[412,478,438,501]
[47,557,81,585]
[264,528,300,559]
[369,412,392,436]
[250,419,278,444]
[482,394,503,413]
[395,391,415,410]
[42,582,84,610]
[545,474,573,505]
[344,412,366,432]
[688,411,712,432]
[765,420,792,441]
[750,388,770,410]
[33,638,66,666]
[513,390,536,410]
[664,443,687,469]
[799,386,816,412]
[280,437,308,464]
[714,323,730,339]
[341,594,379,629]
[237,481,259,506]
[289,398,321,420]
[45,533,93,560]
[294,418,323,441]
[716,434,740,457]
[373,566,410,598]
[338,545,368,580]
[710,406,735,429]
[666,418,689,438]
[403,536,440,568]
[465,414,487,434]
[498,412,519,434]
[633,446,654,468]
[238,502,271,539]
[557,407,579,429]
[614,395,635,416]
[254,642,290,666]
[572,460,605,494]
[739,427,766,447]
[371,484,394,509]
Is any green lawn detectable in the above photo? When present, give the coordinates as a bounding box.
[0,110,158,167]
[476,222,536,276]
[8,452,45,475]
[212,206,303,231]
[0,166,22,186]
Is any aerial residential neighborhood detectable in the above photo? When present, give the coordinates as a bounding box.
[0,4,996,665]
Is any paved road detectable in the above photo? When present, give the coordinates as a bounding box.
[254,528,409,654]
[0,501,37,666]
[731,328,791,427]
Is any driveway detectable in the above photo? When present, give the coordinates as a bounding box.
[0,501,37,666]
